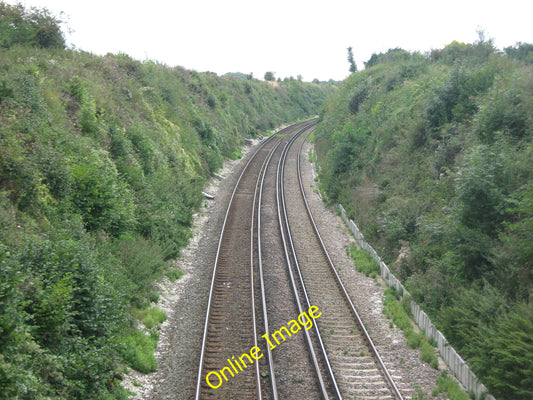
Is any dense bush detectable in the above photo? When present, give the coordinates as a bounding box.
[0,3,335,397]
[348,80,371,114]
[314,40,533,398]
[0,2,65,49]
[425,64,496,129]
[71,150,136,235]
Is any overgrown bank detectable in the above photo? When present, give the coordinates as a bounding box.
[314,40,533,399]
[0,3,335,398]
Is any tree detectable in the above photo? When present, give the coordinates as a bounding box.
[347,46,357,73]
[475,303,533,400]
[264,71,275,81]
[0,2,65,49]
[504,42,533,63]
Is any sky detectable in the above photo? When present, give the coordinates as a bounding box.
[8,0,533,82]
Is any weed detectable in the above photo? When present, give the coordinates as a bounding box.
[133,306,167,329]
[383,287,439,369]
[411,385,426,400]
[120,329,158,373]
[433,371,470,400]
[149,291,159,303]
[167,268,184,282]
[420,340,435,363]
[347,244,380,277]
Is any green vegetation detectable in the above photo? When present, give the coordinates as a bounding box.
[0,3,335,398]
[0,2,65,49]
[347,46,357,73]
[120,329,159,374]
[133,307,167,329]
[432,371,470,400]
[347,244,379,277]
[314,38,533,399]
[382,288,439,369]
[264,71,275,81]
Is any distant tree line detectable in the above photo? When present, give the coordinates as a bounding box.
[0,1,65,49]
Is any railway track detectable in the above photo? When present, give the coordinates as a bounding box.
[257,124,330,399]
[195,121,406,399]
[279,129,405,399]
[195,123,308,399]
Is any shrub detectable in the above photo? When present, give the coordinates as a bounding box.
[406,331,423,349]
[420,340,435,364]
[70,149,136,236]
[455,145,506,238]
[348,80,371,114]
[148,291,160,303]
[112,235,167,307]
[474,73,532,142]
[207,93,217,109]
[142,307,167,329]
[69,77,100,136]
[120,329,158,373]
[473,303,533,400]
[167,268,184,282]
[426,65,496,129]
[504,42,533,63]
[133,306,167,329]
[347,245,380,277]
[383,288,412,333]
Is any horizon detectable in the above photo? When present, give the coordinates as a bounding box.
[7,0,533,82]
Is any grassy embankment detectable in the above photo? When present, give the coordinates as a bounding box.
[316,41,533,399]
[0,3,336,398]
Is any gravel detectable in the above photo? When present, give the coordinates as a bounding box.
[121,131,451,399]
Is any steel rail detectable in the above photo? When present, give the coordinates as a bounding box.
[277,124,342,400]
[194,132,280,400]
[295,131,405,400]
[254,121,318,399]
[253,137,285,400]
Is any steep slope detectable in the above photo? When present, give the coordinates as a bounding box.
[314,42,533,399]
[0,4,335,398]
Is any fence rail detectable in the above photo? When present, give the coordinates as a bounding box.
[337,204,495,400]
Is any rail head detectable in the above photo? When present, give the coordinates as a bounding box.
[277,123,341,400]
[194,132,279,400]
[194,121,313,399]
[295,131,405,400]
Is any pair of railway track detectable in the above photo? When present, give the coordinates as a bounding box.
[194,121,405,399]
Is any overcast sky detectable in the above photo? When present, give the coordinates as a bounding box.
[9,0,533,81]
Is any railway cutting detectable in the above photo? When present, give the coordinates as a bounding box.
[194,121,413,399]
